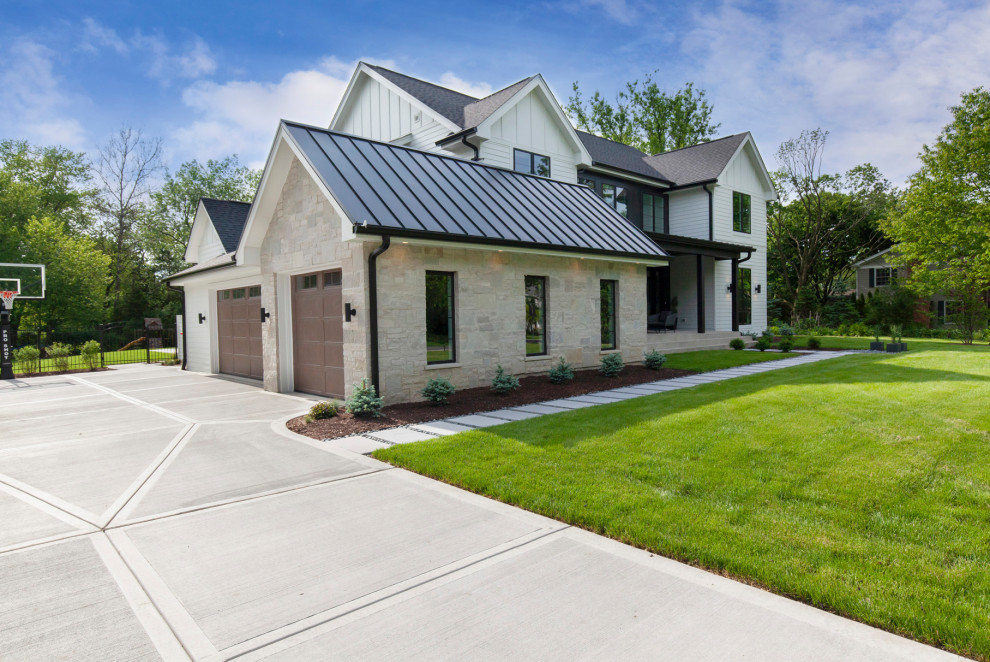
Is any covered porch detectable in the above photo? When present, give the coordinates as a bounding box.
[646,233,755,335]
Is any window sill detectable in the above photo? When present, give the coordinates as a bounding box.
[426,362,460,370]
[523,355,552,361]
[600,348,620,355]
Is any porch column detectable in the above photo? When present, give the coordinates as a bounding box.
[696,254,705,333]
[731,258,739,332]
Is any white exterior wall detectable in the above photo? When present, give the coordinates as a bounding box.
[711,146,771,333]
[669,255,715,331]
[196,223,224,263]
[332,75,451,156]
[667,188,709,239]
[483,90,579,183]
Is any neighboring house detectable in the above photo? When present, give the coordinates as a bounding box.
[852,248,956,325]
[169,63,777,403]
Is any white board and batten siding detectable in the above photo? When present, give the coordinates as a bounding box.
[483,90,578,183]
[667,188,709,240]
[197,222,225,263]
[712,145,771,333]
[333,76,450,155]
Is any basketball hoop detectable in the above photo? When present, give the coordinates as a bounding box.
[0,290,14,313]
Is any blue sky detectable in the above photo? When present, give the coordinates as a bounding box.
[3,0,990,185]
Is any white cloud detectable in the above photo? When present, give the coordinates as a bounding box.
[438,72,492,98]
[131,31,217,81]
[681,0,990,185]
[172,57,375,167]
[81,17,129,54]
[0,39,86,149]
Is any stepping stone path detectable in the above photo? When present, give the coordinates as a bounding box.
[326,351,859,452]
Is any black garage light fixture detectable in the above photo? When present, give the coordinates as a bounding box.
[260,307,271,323]
[345,302,357,322]
[198,313,206,324]
[755,284,762,294]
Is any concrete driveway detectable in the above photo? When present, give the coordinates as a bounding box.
[0,364,963,661]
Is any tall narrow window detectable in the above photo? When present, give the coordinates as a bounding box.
[426,271,455,364]
[738,268,752,326]
[642,193,665,232]
[525,276,547,356]
[733,191,752,233]
[513,149,551,177]
[600,280,617,350]
[601,183,628,218]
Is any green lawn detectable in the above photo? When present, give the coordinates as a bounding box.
[376,343,990,659]
[791,334,987,352]
[14,349,175,375]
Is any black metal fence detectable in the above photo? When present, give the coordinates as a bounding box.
[11,322,178,376]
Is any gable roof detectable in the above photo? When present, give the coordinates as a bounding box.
[576,131,671,184]
[851,247,894,268]
[643,133,749,187]
[200,198,252,253]
[281,121,667,261]
[365,63,535,131]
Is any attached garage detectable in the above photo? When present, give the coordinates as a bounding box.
[291,270,344,398]
[217,285,263,380]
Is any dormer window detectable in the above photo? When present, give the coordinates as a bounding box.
[514,149,551,177]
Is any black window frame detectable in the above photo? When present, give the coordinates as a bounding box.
[733,191,752,234]
[425,271,456,365]
[642,192,665,233]
[513,149,551,178]
[600,279,618,350]
[737,267,752,326]
[524,275,548,357]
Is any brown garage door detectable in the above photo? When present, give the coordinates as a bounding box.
[217,285,263,380]
[292,270,344,397]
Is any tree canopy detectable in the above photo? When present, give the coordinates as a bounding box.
[882,88,990,342]
[566,73,720,154]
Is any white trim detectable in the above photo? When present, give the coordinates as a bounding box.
[583,165,671,189]
[380,236,667,266]
[277,272,294,393]
[717,133,778,201]
[851,247,893,268]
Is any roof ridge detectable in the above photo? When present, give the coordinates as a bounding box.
[201,197,251,205]
[364,62,479,102]
[281,119,603,192]
[646,132,748,158]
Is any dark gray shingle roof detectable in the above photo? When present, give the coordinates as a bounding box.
[366,63,532,131]
[644,133,748,187]
[283,121,666,260]
[576,131,671,183]
[200,198,251,253]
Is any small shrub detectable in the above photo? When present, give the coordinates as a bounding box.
[761,328,775,340]
[600,352,624,377]
[769,325,780,337]
[849,322,870,337]
[346,379,384,417]
[80,339,101,370]
[421,377,456,405]
[643,349,667,370]
[755,338,772,352]
[305,400,340,422]
[13,345,40,373]
[778,338,794,352]
[548,356,574,384]
[807,336,821,349]
[729,338,746,351]
[778,324,795,337]
[47,342,73,372]
[837,322,849,337]
[491,365,520,394]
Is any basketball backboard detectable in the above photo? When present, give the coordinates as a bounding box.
[0,263,45,299]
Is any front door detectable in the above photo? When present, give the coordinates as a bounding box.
[291,270,344,397]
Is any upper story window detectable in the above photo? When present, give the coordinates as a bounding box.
[579,176,597,190]
[642,193,665,233]
[602,183,628,218]
[732,191,751,233]
[514,149,551,177]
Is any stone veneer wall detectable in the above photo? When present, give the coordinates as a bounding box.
[375,243,650,403]
[258,158,370,395]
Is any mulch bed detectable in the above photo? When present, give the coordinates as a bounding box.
[288,364,695,441]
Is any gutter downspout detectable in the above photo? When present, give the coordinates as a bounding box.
[367,235,391,394]
[702,183,715,241]
[436,128,480,161]
[167,283,187,370]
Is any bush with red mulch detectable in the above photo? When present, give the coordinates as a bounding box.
[287,364,695,440]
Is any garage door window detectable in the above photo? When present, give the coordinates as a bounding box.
[324,270,342,287]
[248,286,261,298]
[220,290,231,300]
[232,288,245,299]
[298,274,318,290]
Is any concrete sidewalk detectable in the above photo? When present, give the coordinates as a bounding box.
[0,363,963,661]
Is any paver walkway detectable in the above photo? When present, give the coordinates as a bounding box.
[331,350,859,454]
[0,359,962,661]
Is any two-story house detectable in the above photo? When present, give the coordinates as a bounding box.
[168,63,777,403]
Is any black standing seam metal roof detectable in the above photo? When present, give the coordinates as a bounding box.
[282,121,668,260]
[200,198,252,253]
